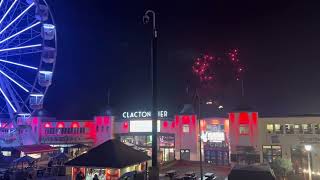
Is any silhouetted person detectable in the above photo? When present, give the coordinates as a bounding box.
[93,174,99,180]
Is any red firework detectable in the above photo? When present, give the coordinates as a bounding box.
[192,49,244,84]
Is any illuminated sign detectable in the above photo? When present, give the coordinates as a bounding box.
[122,111,168,119]
[129,120,161,132]
[202,132,225,142]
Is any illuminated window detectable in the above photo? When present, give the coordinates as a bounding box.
[274,124,282,134]
[1,151,11,156]
[266,124,273,133]
[183,124,189,133]
[285,124,294,134]
[315,124,320,134]
[239,125,249,135]
[294,124,302,134]
[263,145,281,163]
[302,124,312,134]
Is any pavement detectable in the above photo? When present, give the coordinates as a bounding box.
[160,161,230,180]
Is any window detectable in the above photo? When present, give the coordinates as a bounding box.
[294,124,302,134]
[285,124,294,134]
[274,124,282,134]
[2,151,11,157]
[183,124,190,133]
[239,125,249,135]
[263,145,281,163]
[315,124,320,134]
[96,126,99,132]
[101,126,104,132]
[266,124,274,133]
[302,124,312,134]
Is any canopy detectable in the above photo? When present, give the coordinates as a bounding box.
[65,139,150,169]
[12,155,35,164]
[52,152,69,160]
[17,144,56,154]
[228,164,276,180]
[70,143,90,149]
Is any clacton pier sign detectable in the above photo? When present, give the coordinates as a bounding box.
[122,111,168,119]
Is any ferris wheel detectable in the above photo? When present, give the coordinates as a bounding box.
[0,0,56,145]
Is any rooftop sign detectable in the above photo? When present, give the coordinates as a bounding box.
[122,111,168,119]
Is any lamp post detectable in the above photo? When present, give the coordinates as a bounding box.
[143,10,159,180]
[305,144,312,180]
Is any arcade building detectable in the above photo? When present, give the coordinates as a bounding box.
[2,105,320,174]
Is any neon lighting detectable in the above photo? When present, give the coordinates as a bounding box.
[18,113,31,116]
[0,70,29,92]
[30,94,43,97]
[0,44,42,53]
[191,115,196,125]
[0,0,18,24]
[175,115,179,125]
[43,24,55,29]
[0,3,35,34]
[252,112,258,125]
[0,0,3,9]
[0,21,41,44]
[0,59,38,70]
[0,87,16,112]
[39,71,52,75]
[44,123,50,128]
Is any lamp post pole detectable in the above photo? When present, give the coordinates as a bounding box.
[143,10,158,180]
[196,89,203,180]
[305,144,312,180]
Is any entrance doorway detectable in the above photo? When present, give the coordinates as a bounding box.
[180,149,190,160]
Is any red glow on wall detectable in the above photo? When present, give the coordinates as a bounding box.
[229,113,235,123]
[175,116,179,125]
[171,121,175,128]
[252,112,258,125]
[71,122,79,128]
[123,122,128,129]
[191,115,196,125]
[57,122,64,128]
[44,123,50,128]
[104,116,110,124]
[32,117,38,125]
[163,121,168,128]
[182,116,190,124]
[239,112,249,124]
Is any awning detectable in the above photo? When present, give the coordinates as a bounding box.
[65,139,150,169]
[17,144,57,154]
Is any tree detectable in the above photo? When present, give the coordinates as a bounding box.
[271,158,293,180]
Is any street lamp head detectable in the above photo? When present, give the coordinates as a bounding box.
[142,14,150,24]
[305,144,312,151]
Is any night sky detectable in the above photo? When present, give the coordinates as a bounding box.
[44,0,320,119]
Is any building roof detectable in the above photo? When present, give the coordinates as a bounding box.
[17,144,57,154]
[228,164,275,180]
[65,139,150,169]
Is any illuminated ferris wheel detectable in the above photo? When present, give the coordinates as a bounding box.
[0,0,56,145]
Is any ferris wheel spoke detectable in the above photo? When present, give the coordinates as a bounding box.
[0,64,41,92]
[0,0,4,9]
[0,59,38,70]
[0,87,17,113]
[0,2,35,35]
[0,21,40,44]
[0,0,18,25]
[0,43,41,53]
[0,70,29,92]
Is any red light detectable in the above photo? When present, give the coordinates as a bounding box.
[175,116,179,125]
[71,122,79,128]
[44,123,50,128]
[191,115,196,125]
[252,112,258,125]
[171,121,175,128]
[123,122,128,129]
[229,113,235,123]
[57,122,64,128]
[239,112,249,124]
[182,116,190,124]
[163,121,168,128]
